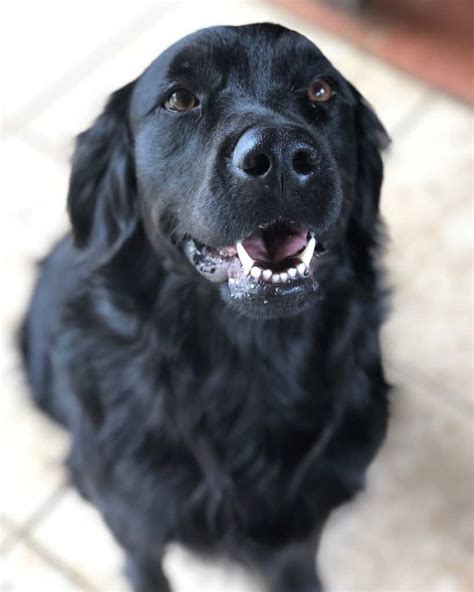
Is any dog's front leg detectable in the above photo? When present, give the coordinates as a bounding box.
[261,541,322,592]
[126,552,172,592]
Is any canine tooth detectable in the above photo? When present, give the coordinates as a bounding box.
[299,236,316,267]
[236,241,255,275]
[262,269,272,281]
[272,274,281,283]
[280,272,288,282]
[288,267,297,279]
[297,262,306,276]
[250,266,262,279]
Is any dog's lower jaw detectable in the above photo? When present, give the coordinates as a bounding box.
[219,277,320,319]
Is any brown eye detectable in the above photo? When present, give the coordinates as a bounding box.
[308,79,334,104]
[164,88,199,112]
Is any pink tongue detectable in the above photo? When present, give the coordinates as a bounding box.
[243,226,308,263]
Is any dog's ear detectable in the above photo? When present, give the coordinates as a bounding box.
[67,81,138,252]
[350,84,390,230]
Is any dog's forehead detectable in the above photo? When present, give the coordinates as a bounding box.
[167,25,326,79]
[132,24,333,116]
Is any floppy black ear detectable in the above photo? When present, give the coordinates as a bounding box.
[67,81,138,251]
[350,84,390,230]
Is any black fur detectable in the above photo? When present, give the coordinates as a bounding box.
[21,24,390,592]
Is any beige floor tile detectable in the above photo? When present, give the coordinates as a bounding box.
[2,0,162,122]
[0,377,68,526]
[319,378,474,592]
[381,95,473,408]
[31,489,127,592]
[1,524,8,547]
[0,521,15,551]
[0,137,70,525]
[0,137,67,372]
[0,136,69,268]
[0,540,88,592]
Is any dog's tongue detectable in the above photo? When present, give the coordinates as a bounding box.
[242,223,308,264]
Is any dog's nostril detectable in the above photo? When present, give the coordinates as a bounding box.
[242,153,271,177]
[292,150,316,176]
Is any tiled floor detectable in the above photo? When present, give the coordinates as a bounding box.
[1,1,473,591]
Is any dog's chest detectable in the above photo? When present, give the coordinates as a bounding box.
[86,313,332,547]
[144,360,330,547]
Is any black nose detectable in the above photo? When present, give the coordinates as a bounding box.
[232,126,318,188]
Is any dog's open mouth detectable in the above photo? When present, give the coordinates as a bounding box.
[184,221,326,288]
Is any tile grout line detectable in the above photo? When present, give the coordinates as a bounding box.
[1,484,101,591]
[5,533,100,592]
[0,480,69,554]
[3,2,174,135]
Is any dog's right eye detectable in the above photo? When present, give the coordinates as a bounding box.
[164,88,199,112]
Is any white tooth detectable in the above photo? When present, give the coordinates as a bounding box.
[236,241,255,275]
[250,266,262,279]
[272,274,281,283]
[280,272,288,282]
[288,267,297,279]
[299,237,316,267]
[297,262,307,276]
[262,269,272,281]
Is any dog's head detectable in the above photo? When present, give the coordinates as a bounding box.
[68,24,388,319]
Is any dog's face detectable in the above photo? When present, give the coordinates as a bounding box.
[68,24,388,319]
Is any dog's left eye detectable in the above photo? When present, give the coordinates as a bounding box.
[308,79,334,104]
[164,88,199,112]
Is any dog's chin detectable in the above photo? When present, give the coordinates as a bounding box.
[219,274,320,319]
[181,220,326,319]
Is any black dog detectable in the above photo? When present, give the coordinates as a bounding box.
[21,23,390,592]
